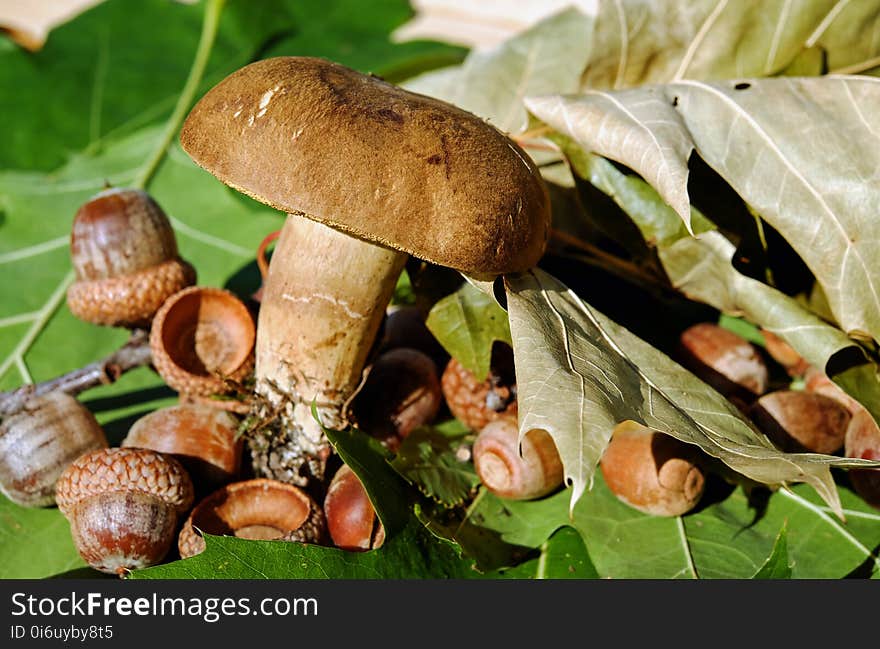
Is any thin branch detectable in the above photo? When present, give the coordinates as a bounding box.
[0,330,152,417]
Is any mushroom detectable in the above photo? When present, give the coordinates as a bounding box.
[179,56,550,488]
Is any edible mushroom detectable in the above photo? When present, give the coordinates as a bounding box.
[179,56,550,487]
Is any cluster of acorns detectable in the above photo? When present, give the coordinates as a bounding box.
[5,187,880,577]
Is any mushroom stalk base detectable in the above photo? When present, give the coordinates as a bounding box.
[249,214,407,487]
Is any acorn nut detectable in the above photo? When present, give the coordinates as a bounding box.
[66,187,196,329]
[122,403,243,494]
[843,409,880,509]
[350,347,442,450]
[472,416,564,501]
[441,343,517,432]
[323,464,385,551]
[56,447,194,575]
[678,322,768,410]
[0,392,108,507]
[178,478,326,558]
[600,421,706,517]
[749,390,850,454]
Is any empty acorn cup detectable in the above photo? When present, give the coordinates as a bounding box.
[178,478,327,558]
[150,286,256,398]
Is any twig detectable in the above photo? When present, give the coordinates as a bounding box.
[0,330,152,417]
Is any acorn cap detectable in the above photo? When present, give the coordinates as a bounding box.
[55,447,194,517]
[150,286,256,397]
[179,56,550,276]
[178,478,326,558]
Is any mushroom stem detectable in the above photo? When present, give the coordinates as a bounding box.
[250,214,407,486]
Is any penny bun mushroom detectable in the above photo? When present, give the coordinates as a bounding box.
[180,56,551,486]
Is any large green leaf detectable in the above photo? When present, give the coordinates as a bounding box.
[504,267,878,516]
[526,76,880,343]
[469,473,880,579]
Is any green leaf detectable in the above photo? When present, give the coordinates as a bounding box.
[425,280,512,378]
[0,498,86,579]
[390,421,480,507]
[500,526,599,579]
[469,473,880,579]
[752,524,792,579]
[504,268,880,516]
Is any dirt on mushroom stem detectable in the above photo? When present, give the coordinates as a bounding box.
[244,214,407,492]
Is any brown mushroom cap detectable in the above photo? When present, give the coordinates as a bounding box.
[180,56,551,276]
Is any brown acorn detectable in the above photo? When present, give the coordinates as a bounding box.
[66,187,196,328]
[178,478,326,558]
[441,343,517,432]
[350,347,442,450]
[678,322,768,410]
[472,416,564,501]
[749,390,850,454]
[843,409,880,509]
[56,447,194,575]
[760,329,809,377]
[600,421,706,517]
[323,464,385,551]
[0,392,108,507]
[121,403,243,493]
[149,286,256,398]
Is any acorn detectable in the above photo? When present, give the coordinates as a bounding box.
[350,347,442,450]
[472,416,564,501]
[843,409,880,509]
[323,464,385,551]
[441,343,517,432]
[760,329,809,377]
[178,478,326,558]
[600,422,706,517]
[121,403,243,494]
[0,391,108,507]
[749,390,850,454]
[149,286,256,398]
[678,322,768,410]
[55,447,194,575]
[66,187,196,329]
